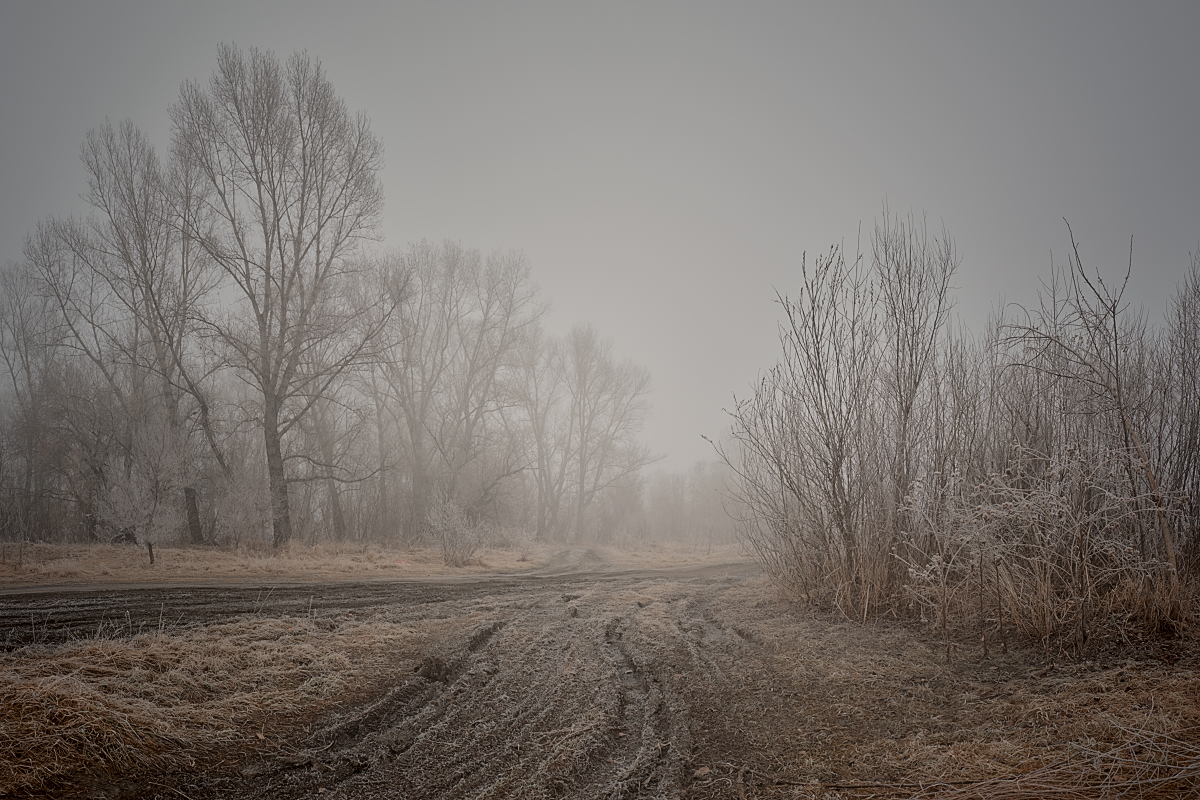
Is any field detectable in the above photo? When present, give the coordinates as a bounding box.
[0,541,741,588]
[1,543,1198,799]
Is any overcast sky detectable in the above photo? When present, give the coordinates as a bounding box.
[2,1,1198,472]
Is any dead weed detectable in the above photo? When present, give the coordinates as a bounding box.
[0,542,551,588]
[0,610,487,795]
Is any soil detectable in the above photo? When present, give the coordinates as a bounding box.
[3,548,1198,799]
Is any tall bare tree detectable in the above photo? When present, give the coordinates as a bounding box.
[171,44,386,547]
[378,242,469,542]
[873,209,957,527]
[565,324,653,541]
[0,260,69,540]
[374,242,540,540]
[513,325,573,542]
[79,120,222,542]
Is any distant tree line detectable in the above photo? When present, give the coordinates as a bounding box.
[0,45,671,556]
[719,210,1200,643]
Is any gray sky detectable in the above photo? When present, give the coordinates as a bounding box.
[3,1,1198,472]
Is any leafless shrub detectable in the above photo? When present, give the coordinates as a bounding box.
[429,502,482,567]
[718,243,885,615]
[898,437,1193,651]
[724,216,1198,642]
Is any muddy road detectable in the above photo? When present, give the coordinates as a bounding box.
[0,550,744,651]
[8,556,776,798]
[7,551,1188,799]
[0,568,690,652]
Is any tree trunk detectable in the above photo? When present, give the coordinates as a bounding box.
[574,450,588,543]
[316,407,348,542]
[370,374,393,541]
[534,478,548,543]
[263,404,293,549]
[406,420,428,544]
[325,477,347,541]
[184,487,204,545]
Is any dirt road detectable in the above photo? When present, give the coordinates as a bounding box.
[6,550,1197,799]
[0,548,741,651]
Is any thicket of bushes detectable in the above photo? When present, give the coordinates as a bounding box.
[719,212,1199,645]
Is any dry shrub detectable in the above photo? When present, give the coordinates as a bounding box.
[893,453,1195,649]
[736,448,1195,645]
[1104,571,1195,636]
[723,230,1200,647]
[429,502,482,567]
[744,520,901,621]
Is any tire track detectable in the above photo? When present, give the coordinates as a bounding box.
[219,581,716,799]
[23,563,762,799]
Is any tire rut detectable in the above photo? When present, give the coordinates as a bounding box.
[602,612,693,799]
[218,584,713,800]
[35,565,764,799]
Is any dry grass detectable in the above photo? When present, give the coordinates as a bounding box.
[0,540,748,590]
[887,668,1200,797]
[0,541,550,588]
[0,609,493,795]
[695,578,1200,799]
[593,541,746,570]
[905,723,1200,799]
[839,644,1200,795]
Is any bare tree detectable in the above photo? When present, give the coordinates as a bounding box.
[873,209,958,529]
[375,242,540,541]
[1006,224,1179,579]
[171,45,386,547]
[513,325,573,542]
[15,115,235,551]
[720,244,880,603]
[82,120,223,542]
[25,211,181,548]
[0,260,69,540]
[377,242,471,542]
[564,324,654,541]
[429,248,542,512]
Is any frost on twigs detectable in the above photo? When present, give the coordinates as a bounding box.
[429,502,482,567]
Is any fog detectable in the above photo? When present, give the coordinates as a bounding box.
[3,2,1198,477]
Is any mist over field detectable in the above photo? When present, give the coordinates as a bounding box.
[2,4,1200,799]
